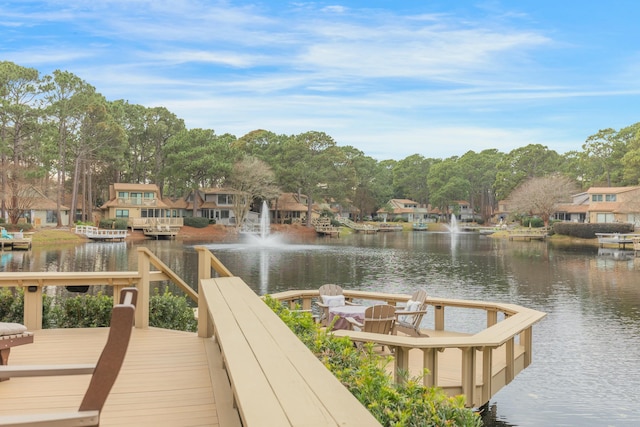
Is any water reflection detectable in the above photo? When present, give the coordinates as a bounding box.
[2,232,640,425]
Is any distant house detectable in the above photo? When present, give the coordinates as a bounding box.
[448,200,480,222]
[585,186,640,225]
[100,183,176,228]
[377,199,420,222]
[270,192,317,224]
[20,186,70,227]
[552,192,590,223]
[183,188,239,225]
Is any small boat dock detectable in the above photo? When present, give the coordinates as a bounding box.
[0,228,33,250]
[508,227,549,241]
[378,223,403,232]
[74,225,128,241]
[143,224,179,239]
[595,233,640,249]
[337,218,379,233]
[312,217,340,237]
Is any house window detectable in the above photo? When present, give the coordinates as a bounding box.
[596,213,614,223]
[118,191,128,198]
[141,209,163,218]
[591,194,603,202]
[605,194,617,202]
[144,192,154,199]
[46,210,57,223]
[220,210,230,219]
[217,194,233,205]
[130,192,142,205]
[116,209,129,218]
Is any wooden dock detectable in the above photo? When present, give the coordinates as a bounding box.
[74,225,128,241]
[595,232,640,249]
[0,238,32,250]
[143,225,179,239]
[312,217,340,237]
[508,228,548,241]
[0,228,32,250]
[0,247,547,423]
[337,218,379,233]
[377,223,403,232]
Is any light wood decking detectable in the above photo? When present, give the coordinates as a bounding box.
[0,327,240,427]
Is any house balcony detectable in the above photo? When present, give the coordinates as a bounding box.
[116,197,158,207]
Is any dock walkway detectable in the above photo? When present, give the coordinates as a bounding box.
[74,225,128,241]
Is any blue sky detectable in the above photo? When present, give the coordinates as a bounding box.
[2,1,640,160]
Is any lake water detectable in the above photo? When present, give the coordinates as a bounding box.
[2,230,639,426]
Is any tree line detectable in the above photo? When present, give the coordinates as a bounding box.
[2,60,640,227]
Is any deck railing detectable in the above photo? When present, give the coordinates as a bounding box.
[129,217,184,229]
[0,245,545,409]
[0,247,197,330]
[268,289,546,408]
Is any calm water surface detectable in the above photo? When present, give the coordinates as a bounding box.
[2,231,639,426]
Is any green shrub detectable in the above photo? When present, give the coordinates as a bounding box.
[263,296,481,427]
[183,217,210,228]
[553,222,634,238]
[2,288,197,332]
[149,288,197,332]
[50,292,114,328]
[521,217,544,228]
[98,218,129,229]
[2,223,33,231]
[0,288,54,326]
[0,287,24,323]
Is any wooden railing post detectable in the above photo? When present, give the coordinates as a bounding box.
[136,248,150,328]
[196,246,213,338]
[486,309,498,328]
[481,347,493,405]
[23,285,42,330]
[461,347,477,407]
[434,304,445,330]
[422,348,439,388]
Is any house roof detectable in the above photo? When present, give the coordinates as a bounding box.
[586,186,640,194]
[112,183,161,192]
[21,186,69,211]
[554,203,590,214]
[162,197,188,209]
[271,193,308,212]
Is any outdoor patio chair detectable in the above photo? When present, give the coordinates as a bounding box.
[394,289,429,337]
[316,284,359,326]
[0,287,137,427]
[345,304,396,351]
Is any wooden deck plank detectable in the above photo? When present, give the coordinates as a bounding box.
[0,328,225,427]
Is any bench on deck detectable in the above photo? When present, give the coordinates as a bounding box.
[199,276,381,427]
[0,323,34,377]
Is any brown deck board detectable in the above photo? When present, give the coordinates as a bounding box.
[0,327,232,426]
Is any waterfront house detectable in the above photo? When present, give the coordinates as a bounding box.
[585,186,640,225]
[100,183,177,229]
[376,199,419,222]
[552,191,590,223]
[8,185,70,227]
[270,192,318,225]
[183,187,240,225]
